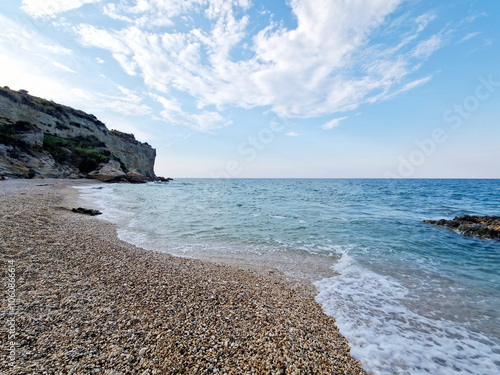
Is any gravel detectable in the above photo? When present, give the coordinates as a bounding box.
[0,179,366,374]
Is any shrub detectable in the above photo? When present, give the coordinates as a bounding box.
[42,134,111,171]
[110,129,138,144]
[14,121,37,131]
[71,135,105,148]
[43,134,71,163]
[55,121,70,130]
[74,147,110,173]
[0,124,21,147]
[0,123,32,152]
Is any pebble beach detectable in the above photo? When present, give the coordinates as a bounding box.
[0,179,366,374]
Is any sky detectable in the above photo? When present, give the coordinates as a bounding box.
[0,0,499,178]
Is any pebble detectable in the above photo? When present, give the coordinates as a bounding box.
[0,179,366,374]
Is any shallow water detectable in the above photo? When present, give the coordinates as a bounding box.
[78,179,500,374]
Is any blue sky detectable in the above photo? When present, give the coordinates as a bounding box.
[0,0,498,178]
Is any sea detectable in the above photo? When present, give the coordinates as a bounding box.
[77,178,500,375]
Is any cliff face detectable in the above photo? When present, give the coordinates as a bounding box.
[0,87,156,182]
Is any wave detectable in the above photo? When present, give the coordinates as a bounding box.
[315,252,500,375]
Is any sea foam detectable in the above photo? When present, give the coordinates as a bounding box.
[76,179,500,375]
[315,252,500,375]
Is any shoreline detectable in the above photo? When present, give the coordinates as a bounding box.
[75,182,337,288]
[0,179,366,374]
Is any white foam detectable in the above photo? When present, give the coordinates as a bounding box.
[75,182,500,374]
[73,184,137,227]
[73,184,113,209]
[314,252,500,375]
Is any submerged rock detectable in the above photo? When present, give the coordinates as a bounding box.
[424,215,500,239]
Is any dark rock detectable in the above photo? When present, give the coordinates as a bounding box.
[156,176,173,182]
[424,215,500,239]
[72,207,102,216]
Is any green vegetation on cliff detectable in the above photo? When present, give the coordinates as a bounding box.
[43,134,112,173]
[0,86,156,181]
[0,122,22,149]
[0,119,39,152]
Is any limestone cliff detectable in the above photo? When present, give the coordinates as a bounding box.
[0,87,156,182]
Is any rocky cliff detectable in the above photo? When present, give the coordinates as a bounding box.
[0,87,156,182]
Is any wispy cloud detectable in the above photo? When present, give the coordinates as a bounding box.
[322,116,347,130]
[40,44,73,55]
[22,0,102,18]
[52,61,76,73]
[368,75,433,103]
[0,14,79,96]
[98,86,153,116]
[150,93,231,132]
[459,31,481,43]
[14,0,450,132]
[0,13,158,140]
[286,132,299,137]
[412,34,443,59]
[416,13,436,32]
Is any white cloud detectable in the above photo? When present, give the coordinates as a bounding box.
[0,14,71,58]
[368,75,433,103]
[150,93,230,132]
[412,34,443,59]
[98,113,153,142]
[16,0,446,132]
[52,61,76,73]
[189,111,232,132]
[460,31,481,43]
[88,84,154,116]
[101,0,250,29]
[40,44,73,55]
[286,132,299,137]
[0,15,80,98]
[22,0,102,18]
[415,13,436,33]
[76,24,136,74]
[76,0,440,121]
[249,0,406,116]
[322,116,347,130]
[103,100,152,116]
[0,14,154,124]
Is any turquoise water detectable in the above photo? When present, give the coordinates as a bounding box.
[78,179,500,374]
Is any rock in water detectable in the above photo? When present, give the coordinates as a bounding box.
[71,207,102,216]
[155,176,173,182]
[424,215,500,239]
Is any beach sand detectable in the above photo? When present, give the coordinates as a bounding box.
[0,179,366,374]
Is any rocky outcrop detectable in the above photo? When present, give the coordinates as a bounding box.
[125,169,150,184]
[72,207,102,216]
[156,176,174,182]
[0,87,156,182]
[424,215,500,239]
[88,159,127,182]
